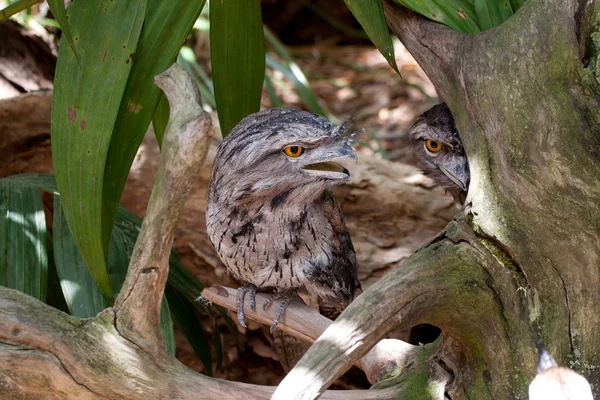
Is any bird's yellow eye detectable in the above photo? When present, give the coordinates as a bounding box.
[283,145,305,158]
[425,139,443,153]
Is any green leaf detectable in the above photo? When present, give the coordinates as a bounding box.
[213,319,223,371]
[46,239,71,314]
[165,286,212,373]
[210,0,265,137]
[51,0,148,301]
[264,28,329,118]
[0,177,48,300]
[152,94,170,148]
[53,196,108,318]
[10,173,58,193]
[0,0,41,22]
[102,0,206,264]
[509,0,524,11]
[264,74,283,108]
[474,0,514,31]
[160,295,176,354]
[266,54,329,118]
[46,0,78,62]
[392,0,480,33]
[343,0,400,74]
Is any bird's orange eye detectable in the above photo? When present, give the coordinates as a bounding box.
[283,145,305,158]
[425,139,443,153]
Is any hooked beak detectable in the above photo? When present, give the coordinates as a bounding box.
[439,161,470,192]
[301,130,359,181]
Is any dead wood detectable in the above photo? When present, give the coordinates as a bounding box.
[201,284,424,385]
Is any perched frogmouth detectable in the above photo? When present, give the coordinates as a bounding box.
[206,108,361,331]
[410,103,470,204]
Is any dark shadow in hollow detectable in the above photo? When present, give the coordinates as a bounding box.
[409,323,441,346]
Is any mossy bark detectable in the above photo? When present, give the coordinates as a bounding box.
[277,0,600,398]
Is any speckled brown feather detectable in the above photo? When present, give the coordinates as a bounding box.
[206,108,360,328]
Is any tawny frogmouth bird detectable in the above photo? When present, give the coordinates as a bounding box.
[206,108,361,331]
[410,103,470,204]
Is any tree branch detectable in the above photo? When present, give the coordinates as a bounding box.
[201,285,422,384]
[0,285,415,399]
[113,64,213,354]
[274,216,538,399]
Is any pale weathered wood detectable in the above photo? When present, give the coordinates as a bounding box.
[113,64,213,355]
[200,285,422,384]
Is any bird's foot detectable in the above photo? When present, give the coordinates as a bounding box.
[263,289,299,333]
[236,284,258,328]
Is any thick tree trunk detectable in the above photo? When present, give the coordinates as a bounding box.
[275,0,600,398]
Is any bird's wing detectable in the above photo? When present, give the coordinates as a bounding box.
[310,191,361,318]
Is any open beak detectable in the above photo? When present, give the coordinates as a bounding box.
[301,132,358,181]
[440,161,470,192]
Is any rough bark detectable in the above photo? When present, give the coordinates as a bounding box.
[277,0,600,398]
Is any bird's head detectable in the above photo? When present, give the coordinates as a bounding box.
[410,103,470,202]
[211,108,358,206]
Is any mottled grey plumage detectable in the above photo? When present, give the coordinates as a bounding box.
[206,108,360,331]
[410,103,470,204]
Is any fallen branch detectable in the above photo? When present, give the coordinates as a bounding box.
[201,285,422,384]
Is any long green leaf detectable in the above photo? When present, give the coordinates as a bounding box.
[160,295,176,354]
[266,55,329,118]
[165,286,212,373]
[46,0,78,61]
[264,28,329,118]
[10,173,58,193]
[51,0,147,301]
[0,0,41,22]
[0,178,47,300]
[509,0,525,10]
[102,0,206,269]
[343,0,400,74]
[46,239,71,314]
[53,196,108,318]
[392,0,480,33]
[264,74,283,108]
[474,0,513,31]
[210,0,265,137]
[152,94,170,148]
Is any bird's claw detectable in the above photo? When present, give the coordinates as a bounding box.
[263,290,298,333]
[236,284,258,328]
